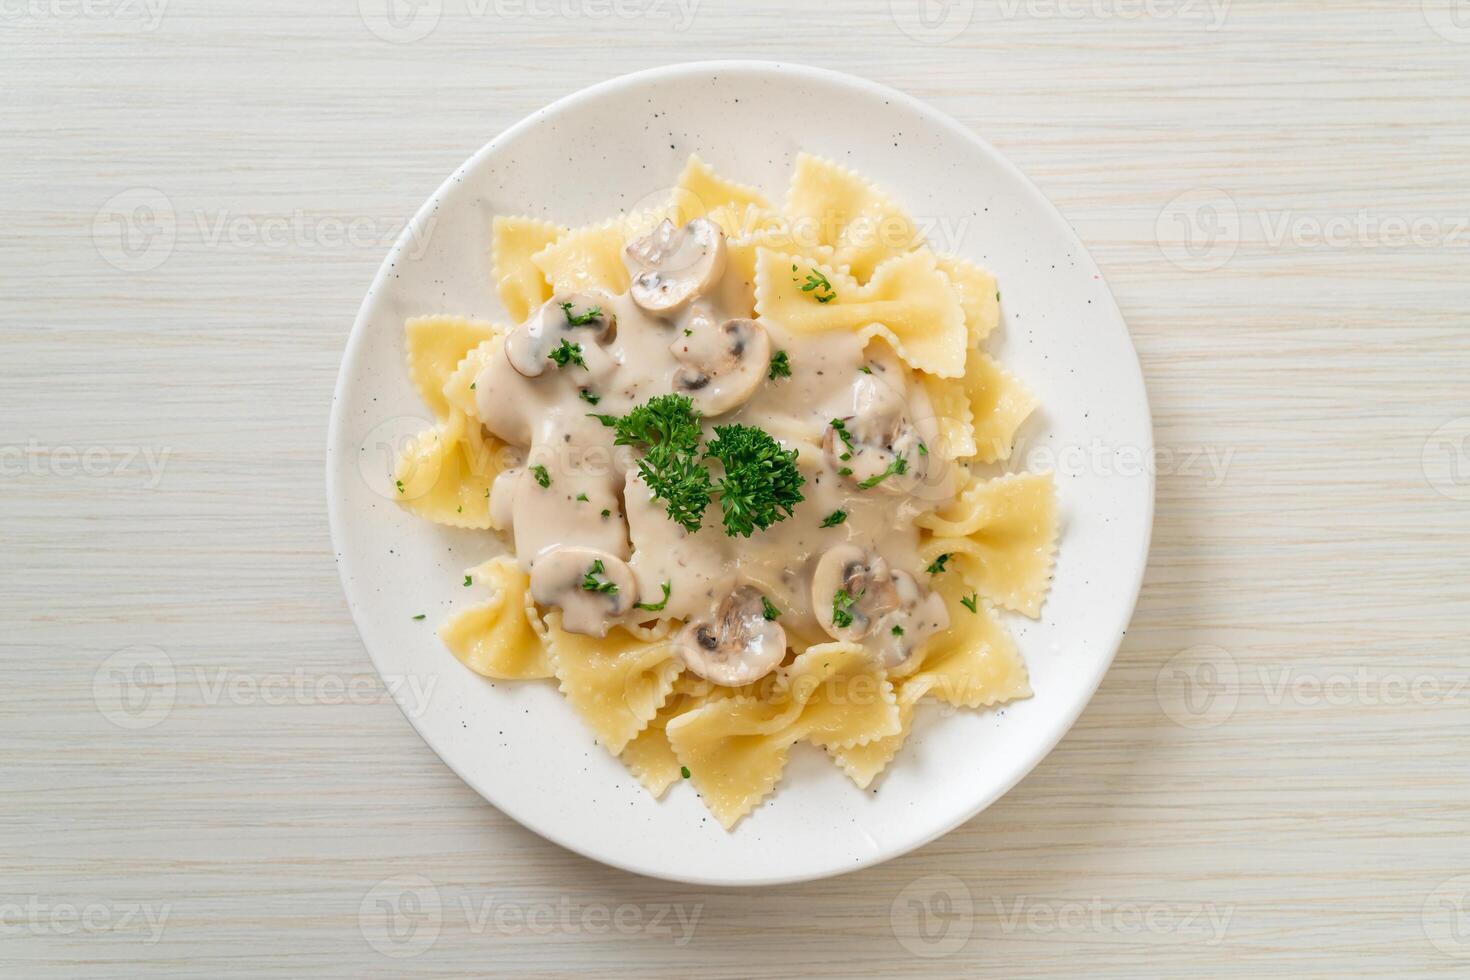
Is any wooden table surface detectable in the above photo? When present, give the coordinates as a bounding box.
[4,1,1468,976]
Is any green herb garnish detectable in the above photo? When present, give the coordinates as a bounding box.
[960,593,979,613]
[820,509,848,528]
[576,493,589,502]
[547,339,586,369]
[600,508,611,518]
[925,553,952,575]
[412,614,426,621]
[463,575,472,587]
[832,588,861,629]
[857,455,908,490]
[829,418,855,452]
[560,301,603,326]
[595,394,711,533]
[858,365,872,374]
[681,766,691,779]
[395,480,404,494]
[634,581,671,612]
[578,388,600,405]
[581,559,618,595]
[798,267,835,303]
[891,624,904,636]
[705,423,806,537]
[768,350,791,380]
[531,465,550,488]
[918,442,928,456]
[761,596,781,621]
[837,467,853,476]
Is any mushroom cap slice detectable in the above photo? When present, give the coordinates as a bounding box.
[676,586,787,687]
[824,370,930,491]
[811,546,946,668]
[812,544,883,643]
[503,292,615,378]
[529,546,637,638]
[625,218,727,317]
[670,315,771,416]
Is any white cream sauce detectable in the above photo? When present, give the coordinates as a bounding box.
[473,219,955,678]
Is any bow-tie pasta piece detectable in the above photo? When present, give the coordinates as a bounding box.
[918,471,1058,617]
[754,247,967,378]
[492,216,566,322]
[544,612,684,756]
[440,557,554,680]
[783,153,923,282]
[667,643,899,829]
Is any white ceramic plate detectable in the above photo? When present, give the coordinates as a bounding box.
[327,61,1152,886]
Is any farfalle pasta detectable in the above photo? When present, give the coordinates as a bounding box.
[391,154,1058,828]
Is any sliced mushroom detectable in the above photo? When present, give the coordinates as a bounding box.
[676,586,787,686]
[811,546,947,668]
[529,545,637,638]
[670,314,771,415]
[625,217,727,317]
[503,292,615,378]
[824,369,929,491]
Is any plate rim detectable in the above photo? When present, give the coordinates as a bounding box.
[326,59,1155,887]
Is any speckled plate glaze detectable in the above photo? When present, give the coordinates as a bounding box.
[327,61,1153,886]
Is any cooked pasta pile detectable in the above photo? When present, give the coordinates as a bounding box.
[392,155,1056,828]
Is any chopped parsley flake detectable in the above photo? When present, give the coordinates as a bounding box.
[560,301,603,325]
[797,267,836,303]
[681,766,691,779]
[547,339,586,369]
[837,466,853,476]
[463,575,472,587]
[918,442,928,456]
[829,418,855,452]
[634,581,671,612]
[960,593,979,613]
[858,365,872,374]
[395,480,404,494]
[581,559,618,595]
[578,388,600,405]
[531,465,550,488]
[761,596,781,621]
[768,350,791,380]
[575,493,589,502]
[832,588,861,629]
[857,455,908,490]
[891,624,904,636]
[820,509,848,528]
[926,553,952,575]
[600,508,610,518]
[412,614,426,621]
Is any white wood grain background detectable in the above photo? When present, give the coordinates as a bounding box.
[3,1,1468,975]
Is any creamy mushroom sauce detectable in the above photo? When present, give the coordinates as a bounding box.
[475,218,954,682]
